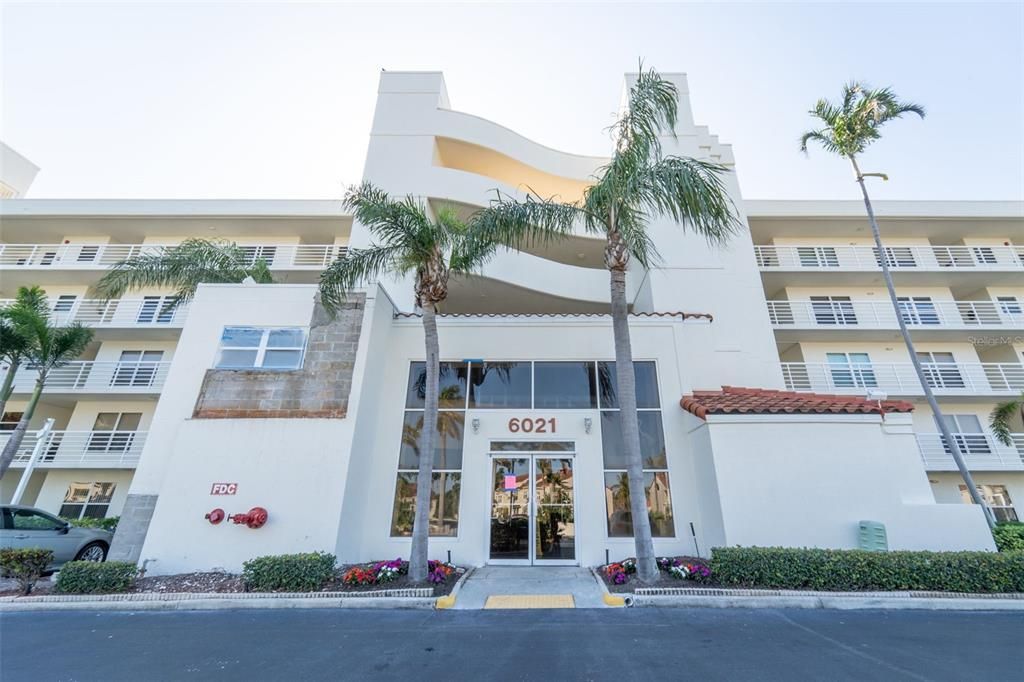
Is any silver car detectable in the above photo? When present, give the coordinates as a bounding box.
[0,505,112,567]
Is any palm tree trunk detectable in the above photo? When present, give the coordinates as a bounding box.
[0,374,44,480]
[409,304,439,582]
[0,357,19,420]
[609,267,658,581]
[850,156,995,529]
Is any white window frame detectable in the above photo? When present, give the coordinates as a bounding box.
[959,484,1018,523]
[60,481,117,520]
[215,326,308,370]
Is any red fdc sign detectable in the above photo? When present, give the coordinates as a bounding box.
[210,483,238,495]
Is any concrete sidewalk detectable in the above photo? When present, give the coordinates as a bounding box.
[452,566,609,609]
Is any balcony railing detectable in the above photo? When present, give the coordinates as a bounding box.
[781,362,1024,395]
[0,243,348,269]
[755,245,1024,271]
[1,430,146,468]
[0,297,189,327]
[0,361,170,393]
[766,299,1024,329]
[916,433,1024,471]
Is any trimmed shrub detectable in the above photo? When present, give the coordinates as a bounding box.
[710,546,1024,593]
[62,516,119,533]
[56,561,138,594]
[242,552,336,592]
[0,548,54,595]
[993,523,1024,553]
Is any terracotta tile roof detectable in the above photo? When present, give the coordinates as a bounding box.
[680,386,915,420]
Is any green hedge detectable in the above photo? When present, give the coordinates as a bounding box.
[56,561,138,594]
[242,552,336,592]
[993,523,1024,553]
[62,516,119,532]
[0,548,54,595]
[710,547,1024,593]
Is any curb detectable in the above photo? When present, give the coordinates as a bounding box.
[629,589,1024,611]
[589,567,626,608]
[0,589,437,613]
[436,567,475,609]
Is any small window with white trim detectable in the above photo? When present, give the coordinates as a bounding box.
[215,326,307,370]
[959,484,1018,523]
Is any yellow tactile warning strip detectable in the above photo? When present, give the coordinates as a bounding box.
[484,594,575,609]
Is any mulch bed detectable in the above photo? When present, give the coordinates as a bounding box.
[1,565,465,598]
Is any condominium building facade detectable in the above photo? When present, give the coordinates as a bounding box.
[1,72,1018,573]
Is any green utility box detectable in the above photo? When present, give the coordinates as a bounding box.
[858,520,888,551]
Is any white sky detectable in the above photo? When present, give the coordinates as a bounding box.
[2,1,1022,202]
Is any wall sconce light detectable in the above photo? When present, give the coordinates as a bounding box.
[583,417,593,434]
[471,418,480,434]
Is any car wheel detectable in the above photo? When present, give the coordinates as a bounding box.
[75,542,108,562]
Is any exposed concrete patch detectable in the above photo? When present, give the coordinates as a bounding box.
[107,493,158,563]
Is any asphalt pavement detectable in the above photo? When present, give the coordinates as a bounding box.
[2,607,1021,681]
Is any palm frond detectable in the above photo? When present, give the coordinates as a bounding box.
[612,61,679,161]
[989,395,1023,447]
[344,182,434,255]
[318,244,406,311]
[470,190,587,251]
[42,324,94,370]
[0,319,32,363]
[801,81,925,158]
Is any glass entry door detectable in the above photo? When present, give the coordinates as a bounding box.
[488,442,576,565]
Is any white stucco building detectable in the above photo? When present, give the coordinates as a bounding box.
[2,72,1020,573]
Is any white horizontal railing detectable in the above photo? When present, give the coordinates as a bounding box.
[781,362,1024,395]
[916,433,1024,471]
[0,243,348,269]
[1,430,146,467]
[0,361,170,393]
[755,245,1024,271]
[0,298,189,327]
[766,299,1024,329]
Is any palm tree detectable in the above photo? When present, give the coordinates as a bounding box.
[0,301,94,479]
[93,238,275,310]
[801,82,995,528]
[990,394,1023,448]
[472,65,739,582]
[319,182,496,582]
[0,287,50,420]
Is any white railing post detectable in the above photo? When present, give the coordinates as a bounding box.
[11,418,55,504]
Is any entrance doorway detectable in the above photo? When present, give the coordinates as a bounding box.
[487,441,577,565]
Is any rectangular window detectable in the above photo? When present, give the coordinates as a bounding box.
[810,296,857,325]
[935,414,991,455]
[533,362,597,409]
[87,412,142,453]
[997,296,1022,321]
[112,350,165,386]
[827,352,877,388]
[52,295,78,313]
[797,246,838,268]
[916,351,964,389]
[959,484,1018,523]
[874,246,916,268]
[59,482,116,520]
[468,362,530,409]
[599,361,674,538]
[215,327,307,370]
[137,296,176,324]
[972,247,997,265]
[897,297,939,325]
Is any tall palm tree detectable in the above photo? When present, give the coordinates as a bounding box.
[990,394,1023,448]
[0,301,94,479]
[319,182,496,582]
[93,238,275,310]
[0,286,50,420]
[801,82,994,528]
[472,65,739,582]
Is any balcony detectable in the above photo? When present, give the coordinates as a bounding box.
[0,243,347,270]
[766,299,1023,341]
[755,244,1024,288]
[1,430,146,468]
[916,433,1024,471]
[0,297,188,327]
[1,361,170,395]
[780,362,1024,397]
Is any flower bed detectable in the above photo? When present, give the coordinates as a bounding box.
[601,556,712,593]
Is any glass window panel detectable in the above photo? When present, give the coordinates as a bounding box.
[600,411,667,469]
[597,361,660,409]
[267,328,306,348]
[404,362,468,409]
[11,509,64,530]
[63,483,91,504]
[468,362,531,408]
[534,362,597,409]
[59,504,84,519]
[91,413,119,431]
[398,411,464,469]
[262,349,303,369]
[116,413,142,431]
[81,505,109,519]
[221,327,263,347]
[603,471,675,538]
[390,472,461,537]
[489,441,575,452]
[88,482,116,504]
[216,349,258,368]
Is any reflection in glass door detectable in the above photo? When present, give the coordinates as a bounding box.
[488,442,576,565]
